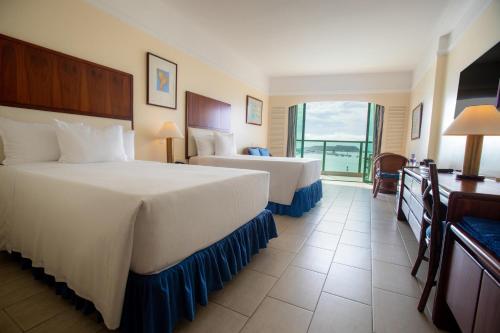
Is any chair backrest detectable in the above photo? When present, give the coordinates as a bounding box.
[422,163,444,244]
[373,153,408,173]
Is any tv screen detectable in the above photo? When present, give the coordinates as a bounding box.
[455,41,500,117]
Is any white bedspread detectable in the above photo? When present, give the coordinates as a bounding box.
[189,155,321,205]
[0,161,269,329]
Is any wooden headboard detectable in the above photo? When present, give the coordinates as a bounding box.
[185,91,231,158]
[0,34,133,124]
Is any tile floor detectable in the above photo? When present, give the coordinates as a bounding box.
[0,181,442,333]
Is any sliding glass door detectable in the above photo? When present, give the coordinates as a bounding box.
[294,101,379,183]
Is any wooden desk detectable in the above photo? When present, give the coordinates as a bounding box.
[396,167,500,333]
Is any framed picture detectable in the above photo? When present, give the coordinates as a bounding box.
[147,52,177,109]
[246,95,263,125]
[411,103,423,140]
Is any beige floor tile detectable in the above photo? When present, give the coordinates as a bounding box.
[371,229,404,246]
[306,231,340,251]
[333,244,372,270]
[240,297,312,333]
[292,246,333,274]
[269,233,307,253]
[344,221,371,233]
[210,269,276,316]
[175,302,248,333]
[373,288,436,333]
[0,310,21,333]
[268,266,325,311]
[26,309,103,333]
[323,263,372,305]
[372,242,410,267]
[283,222,316,237]
[372,260,421,298]
[340,230,371,248]
[371,221,399,232]
[246,247,295,278]
[308,293,372,333]
[315,222,344,235]
[0,274,47,309]
[5,289,69,331]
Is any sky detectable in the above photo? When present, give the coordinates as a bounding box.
[304,101,369,141]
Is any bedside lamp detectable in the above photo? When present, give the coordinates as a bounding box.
[443,105,500,180]
[158,121,184,163]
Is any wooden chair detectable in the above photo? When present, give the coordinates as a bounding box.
[372,153,408,198]
[411,163,446,312]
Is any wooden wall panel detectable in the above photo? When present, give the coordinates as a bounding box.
[0,34,133,122]
[185,91,231,158]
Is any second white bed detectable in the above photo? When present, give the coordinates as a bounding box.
[189,154,321,205]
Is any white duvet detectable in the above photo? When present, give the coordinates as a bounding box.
[189,155,321,205]
[0,161,269,329]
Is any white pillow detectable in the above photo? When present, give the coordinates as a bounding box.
[193,134,215,156]
[0,117,60,165]
[214,132,236,156]
[123,130,135,160]
[54,119,127,163]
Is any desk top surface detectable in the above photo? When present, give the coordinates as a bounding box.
[404,167,500,197]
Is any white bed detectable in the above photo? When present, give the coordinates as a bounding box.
[0,160,269,329]
[189,154,321,205]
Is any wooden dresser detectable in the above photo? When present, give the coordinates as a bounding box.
[396,167,500,332]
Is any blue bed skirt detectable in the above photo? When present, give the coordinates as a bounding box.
[121,209,277,333]
[266,180,323,217]
[7,209,276,333]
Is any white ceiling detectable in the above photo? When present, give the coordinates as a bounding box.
[161,0,472,76]
[88,0,479,91]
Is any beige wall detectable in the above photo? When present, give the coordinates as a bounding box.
[269,92,410,157]
[407,0,500,177]
[0,0,268,162]
[406,62,436,161]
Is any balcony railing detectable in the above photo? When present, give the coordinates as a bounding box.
[295,139,373,181]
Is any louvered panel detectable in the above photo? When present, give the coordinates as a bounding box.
[382,105,408,155]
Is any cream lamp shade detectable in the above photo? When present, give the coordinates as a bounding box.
[443,104,500,180]
[158,121,183,163]
[443,105,500,136]
[158,121,184,139]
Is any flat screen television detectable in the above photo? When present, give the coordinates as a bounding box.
[455,41,500,117]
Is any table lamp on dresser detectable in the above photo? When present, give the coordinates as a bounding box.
[443,105,500,180]
[158,121,184,163]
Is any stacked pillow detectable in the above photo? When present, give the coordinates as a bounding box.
[0,117,135,165]
[193,131,237,156]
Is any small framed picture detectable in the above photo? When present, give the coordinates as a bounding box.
[411,103,423,140]
[246,95,263,126]
[147,52,177,109]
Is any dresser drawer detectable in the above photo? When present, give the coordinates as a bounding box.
[410,180,424,204]
[404,174,413,190]
[403,187,412,203]
[408,211,422,241]
[409,194,424,223]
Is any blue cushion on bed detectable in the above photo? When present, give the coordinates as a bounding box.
[460,216,500,257]
[248,147,261,156]
[259,148,270,156]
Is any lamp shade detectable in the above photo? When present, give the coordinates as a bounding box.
[158,121,184,139]
[444,105,500,136]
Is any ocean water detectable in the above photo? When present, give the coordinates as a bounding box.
[302,152,364,173]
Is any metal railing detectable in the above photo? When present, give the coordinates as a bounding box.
[296,139,373,179]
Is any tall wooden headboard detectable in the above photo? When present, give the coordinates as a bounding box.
[0,34,133,124]
[185,91,231,158]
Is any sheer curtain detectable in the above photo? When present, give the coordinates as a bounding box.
[286,105,297,157]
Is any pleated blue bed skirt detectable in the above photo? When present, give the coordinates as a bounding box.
[266,180,323,217]
[8,209,277,333]
[121,209,277,333]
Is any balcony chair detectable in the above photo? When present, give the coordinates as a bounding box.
[411,163,446,312]
[372,153,408,198]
